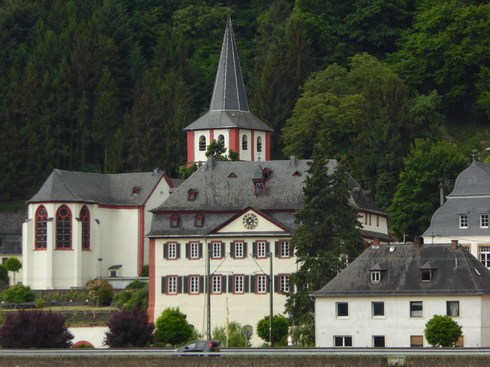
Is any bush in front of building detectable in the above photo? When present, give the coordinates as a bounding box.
[425,314,462,347]
[257,315,289,346]
[153,307,193,347]
[0,310,73,348]
[86,279,113,306]
[104,307,154,347]
[212,321,250,347]
[2,284,35,304]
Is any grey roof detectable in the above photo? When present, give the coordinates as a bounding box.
[28,169,172,206]
[0,211,26,235]
[423,161,489,238]
[149,157,389,238]
[313,243,490,297]
[184,17,273,132]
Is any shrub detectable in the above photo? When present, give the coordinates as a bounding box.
[86,279,113,306]
[2,284,35,304]
[0,310,73,348]
[425,314,462,347]
[105,307,154,347]
[154,307,193,347]
[212,321,250,347]
[257,315,289,346]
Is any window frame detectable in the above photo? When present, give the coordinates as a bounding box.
[170,215,180,228]
[372,301,385,317]
[211,275,222,294]
[233,274,245,294]
[255,241,268,259]
[199,135,206,151]
[167,276,178,295]
[371,271,381,283]
[373,336,386,348]
[35,205,48,250]
[278,274,290,294]
[410,335,423,347]
[481,214,489,228]
[334,336,352,347]
[55,205,72,250]
[188,242,201,260]
[233,241,245,259]
[189,275,200,295]
[447,300,460,317]
[165,242,180,260]
[410,301,423,318]
[80,206,90,251]
[242,134,248,150]
[336,302,349,318]
[256,274,268,294]
[459,214,468,229]
[211,242,223,259]
[256,136,262,153]
[480,245,490,267]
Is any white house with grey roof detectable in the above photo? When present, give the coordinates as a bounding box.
[184,16,274,165]
[423,161,490,268]
[22,169,178,289]
[313,242,490,348]
[147,157,391,345]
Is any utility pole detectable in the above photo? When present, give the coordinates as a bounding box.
[269,252,273,347]
[206,235,211,340]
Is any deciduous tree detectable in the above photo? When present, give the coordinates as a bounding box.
[154,307,193,347]
[256,315,289,346]
[425,315,462,347]
[105,307,154,347]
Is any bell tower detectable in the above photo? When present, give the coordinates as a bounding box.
[184,17,273,165]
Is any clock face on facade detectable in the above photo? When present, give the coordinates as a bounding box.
[242,213,258,230]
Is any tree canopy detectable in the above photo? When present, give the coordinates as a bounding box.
[256,315,289,346]
[105,307,154,348]
[425,314,462,347]
[154,307,193,347]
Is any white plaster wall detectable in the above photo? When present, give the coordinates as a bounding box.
[217,212,284,233]
[315,295,485,347]
[69,326,109,348]
[359,212,389,237]
[194,131,211,163]
[153,236,298,346]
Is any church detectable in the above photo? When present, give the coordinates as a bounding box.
[146,17,391,344]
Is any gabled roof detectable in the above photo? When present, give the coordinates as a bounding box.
[28,169,175,206]
[184,17,273,132]
[313,243,490,297]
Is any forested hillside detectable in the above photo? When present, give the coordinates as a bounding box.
[1,0,490,239]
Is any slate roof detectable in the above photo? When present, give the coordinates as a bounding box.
[312,243,490,297]
[28,169,174,206]
[184,17,273,132]
[0,211,25,255]
[423,161,489,238]
[148,157,390,240]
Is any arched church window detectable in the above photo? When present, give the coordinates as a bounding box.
[242,135,248,150]
[80,206,90,250]
[257,136,262,152]
[218,134,225,146]
[56,205,72,249]
[35,206,48,250]
[199,136,206,151]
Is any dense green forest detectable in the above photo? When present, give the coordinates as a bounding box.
[1,0,490,239]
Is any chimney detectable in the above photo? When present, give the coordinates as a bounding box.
[451,240,459,249]
[413,238,422,249]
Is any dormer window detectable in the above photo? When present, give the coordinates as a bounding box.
[131,186,140,195]
[419,262,435,282]
[170,215,180,228]
[253,180,266,196]
[263,168,272,180]
[228,173,237,178]
[371,271,381,283]
[187,189,197,201]
[293,171,302,176]
[195,214,204,227]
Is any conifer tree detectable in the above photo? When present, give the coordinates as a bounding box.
[285,144,365,345]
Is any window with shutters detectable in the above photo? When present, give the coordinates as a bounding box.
[165,242,179,260]
[277,240,290,258]
[278,274,290,293]
[256,275,267,294]
[167,276,178,295]
[189,275,200,295]
[233,275,244,294]
[211,242,223,259]
[233,241,245,259]
[211,275,222,294]
[187,242,200,259]
[255,241,267,258]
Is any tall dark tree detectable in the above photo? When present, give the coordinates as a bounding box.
[285,145,365,346]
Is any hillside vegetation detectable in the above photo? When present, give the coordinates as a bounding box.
[1,0,489,238]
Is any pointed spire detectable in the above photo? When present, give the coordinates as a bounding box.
[210,16,249,112]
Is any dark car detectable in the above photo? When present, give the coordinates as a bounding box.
[174,340,221,356]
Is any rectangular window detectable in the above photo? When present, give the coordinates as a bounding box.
[166,243,178,259]
[211,275,222,294]
[189,275,200,295]
[256,275,267,294]
[234,242,244,258]
[278,241,290,258]
[167,276,177,295]
[211,242,222,259]
[279,274,289,293]
[373,336,385,347]
[336,302,349,317]
[189,242,200,259]
[420,269,432,281]
[410,301,423,317]
[480,246,490,267]
[459,215,468,229]
[481,214,489,228]
[334,336,352,347]
[410,335,423,347]
[447,301,460,317]
[372,302,384,317]
[256,241,267,258]
[455,336,464,347]
[234,275,244,294]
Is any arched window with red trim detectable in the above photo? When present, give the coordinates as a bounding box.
[56,205,72,249]
[35,206,48,250]
[80,206,90,250]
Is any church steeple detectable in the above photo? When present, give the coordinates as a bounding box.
[184,16,273,165]
[210,16,249,112]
